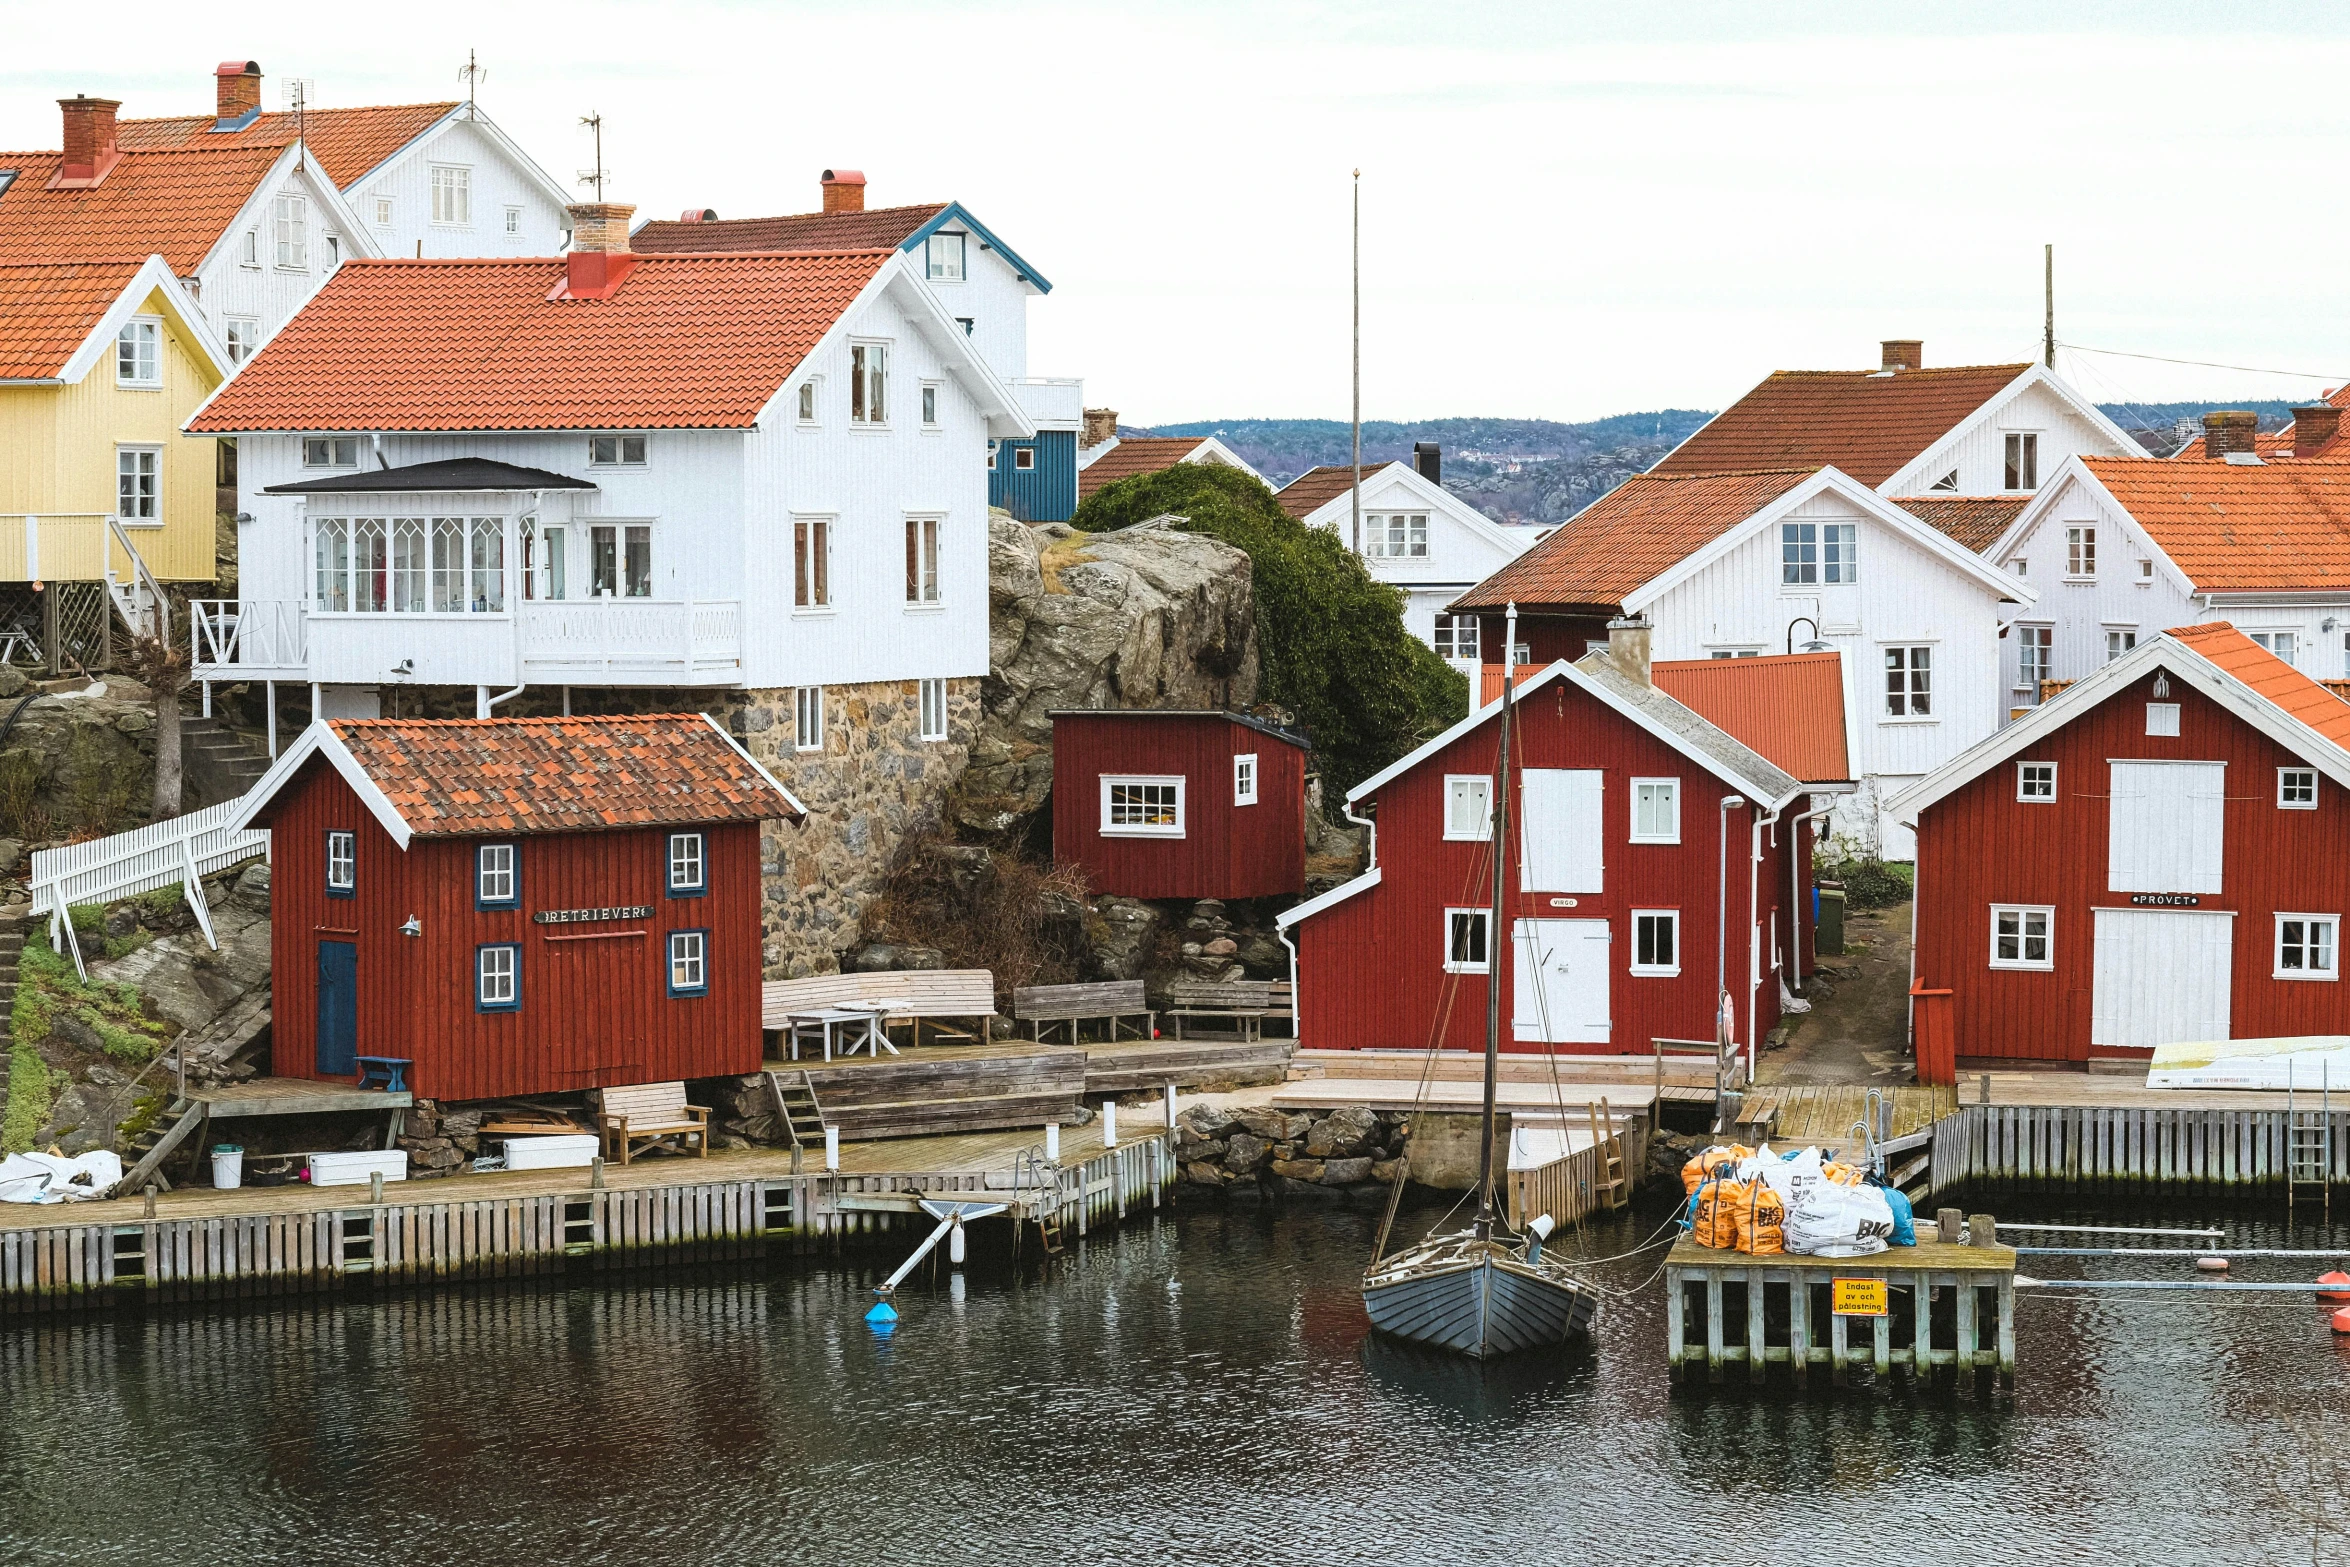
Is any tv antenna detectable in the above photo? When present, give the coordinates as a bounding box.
[578,111,609,199]
[282,77,314,143]
[458,50,487,116]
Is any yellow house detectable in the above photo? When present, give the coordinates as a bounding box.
[0,253,230,643]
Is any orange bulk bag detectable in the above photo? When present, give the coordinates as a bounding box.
[1691,1177,1747,1248]
[1737,1183,1787,1256]
[1681,1144,1753,1197]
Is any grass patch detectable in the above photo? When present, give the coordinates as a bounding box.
[1,1039,52,1154]
[0,933,171,1153]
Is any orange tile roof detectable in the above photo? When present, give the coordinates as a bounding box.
[1078,436,1217,500]
[1275,464,1386,520]
[2080,456,2350,593]
[114,103,455,189]
[632,203,948,255]
[1652,652,1851,784]
[328,715,801,836]
[2169,429,2293,461]
[189,249,891,433]
[1451,468,1814,613]
[2168,622,2350,752]
[1892,494,2030,554]
[0,144,290,273]
[1653,363,2031,487]
[0,259,148,378]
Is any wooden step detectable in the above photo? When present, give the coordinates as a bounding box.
[825,1091,1084,1142]
[798,1052,1085,1108]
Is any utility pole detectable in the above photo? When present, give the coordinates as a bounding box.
[2044,243,2055,370]
[1350,168,1362,558]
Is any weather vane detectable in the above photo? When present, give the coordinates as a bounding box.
[458,50,487,116]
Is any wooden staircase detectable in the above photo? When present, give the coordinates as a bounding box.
[763,1069,829,1154]
[179,715,273,810]
[111,1098,206,1196]
[1586,1099,1629,1212]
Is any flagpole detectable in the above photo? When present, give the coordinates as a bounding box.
[1350,168,1361,557]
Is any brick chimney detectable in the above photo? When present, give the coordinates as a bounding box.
[1082,408,1119,448]
[821,168,866,214]
[1881,339,1923,372]
[1606,614,1652,687]
[561,202,638,299]
[2291,404,2343,456]
[2203,409,2259,460]
[52,96,122,189]
[215,60,262,125]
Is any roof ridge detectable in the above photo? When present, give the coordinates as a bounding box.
[120,101,460,126]
[1764,363,2033,379]
[645,201,950,223]
[334,713,711,727]
[1630,465,1821,482]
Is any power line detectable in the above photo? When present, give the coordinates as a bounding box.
[2060,341,2347,383]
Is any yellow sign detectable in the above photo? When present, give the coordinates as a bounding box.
[1832,1278,1888,1317]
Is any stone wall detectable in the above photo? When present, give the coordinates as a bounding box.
[1175,1103,1408,1204]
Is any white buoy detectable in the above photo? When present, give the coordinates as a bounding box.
[1102,1099,1118,1149]
[949,1215,966,1265]
[824,1126,840,1172]
[1046,1122,1060,1161]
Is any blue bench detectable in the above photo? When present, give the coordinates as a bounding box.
[355,1056,412,1092]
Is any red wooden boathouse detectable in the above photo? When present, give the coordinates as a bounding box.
[230,715,804,1102]
[1050,710,1309,900]
[1894,623,2350,1077]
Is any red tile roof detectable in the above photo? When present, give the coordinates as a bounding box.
[0,145,291,273]
[2169,622,2350,752]
[1078,436,1218,500]
[1275,464,1386,520]
[0,259,149,379]
[1892,494,2030,554]
[631,203,948,255]
[1652,652,1851,784]
[1451,468,1814,613]
[189,249,891,433]
[113,103,456,189]
[2172,389,2350,461]
[328,715,801,836]
[1653,363,2032,487]
[2080,456,2350,594]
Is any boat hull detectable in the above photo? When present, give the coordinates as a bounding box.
[1364,1251,1597,1359]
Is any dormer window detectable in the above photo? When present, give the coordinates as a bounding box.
[2004,432,2039,491]
[925,232,966,281]
[0,170,17,199]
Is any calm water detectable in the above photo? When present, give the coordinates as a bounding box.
[3,1193,2348,1566]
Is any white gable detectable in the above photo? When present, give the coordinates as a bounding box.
[1882,366,2142,497]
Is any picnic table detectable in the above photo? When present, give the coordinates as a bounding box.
[783,1000,906,1062]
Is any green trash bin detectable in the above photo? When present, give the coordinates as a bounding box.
[1816,884,1846,957]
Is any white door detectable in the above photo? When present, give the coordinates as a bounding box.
[1513,918,1611,1044]
[1520,769,1603,892]
[2108,761,2225,893]
[2091,908,2233,1049]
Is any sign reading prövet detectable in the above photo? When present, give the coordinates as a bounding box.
[2127,893,2201,907]
[533,906,654,926]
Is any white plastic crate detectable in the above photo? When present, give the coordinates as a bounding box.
[500,1134,599,1171]
[306,1150,408,1188]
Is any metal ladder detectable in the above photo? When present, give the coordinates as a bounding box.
[2287,1064,2333,1217]
[1012,1144,1064,1256]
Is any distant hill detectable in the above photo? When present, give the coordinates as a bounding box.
[2093,400,2302,455]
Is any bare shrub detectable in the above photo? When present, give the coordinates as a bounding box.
[859,828,1093,1008]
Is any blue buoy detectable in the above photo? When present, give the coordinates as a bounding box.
[864,1299,899,1324]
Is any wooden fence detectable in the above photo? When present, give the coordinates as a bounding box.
[1928,1103,2350,1192]
[1505,1117,1648,1230]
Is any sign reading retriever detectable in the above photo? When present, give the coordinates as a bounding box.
[1831,1277,1889,1318]
[533,905,654,926]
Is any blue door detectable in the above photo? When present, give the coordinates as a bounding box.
[316,940,358,1078]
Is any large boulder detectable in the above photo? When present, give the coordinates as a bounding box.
[1084,896,1162,981]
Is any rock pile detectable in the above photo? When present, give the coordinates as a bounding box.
[1175,1102,1409,1201]
[392,1102,485,1177]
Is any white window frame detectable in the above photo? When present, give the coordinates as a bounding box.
[2004,431,2040,492]
[238,229,259,269]
[2015,624,2053,701]
[1628,778,1680,844]
[1443,775,1492,841]
[849,340,889,425]
[588,433,648,468]
[325,830,356,891]
[1883,643,1934,720]
[794,686,825,753]
[372,195,394,227]
[1433,613,1479,663]
[2016,762,2057,803]
[1443,907,1491,975]
[303,436,360,468]
[2139,558,2155,583]
[115,445,161,524]
[223,317,259,365]
[1989,904,2055,971]
[793,514,833,612]
[1630,909,1680,977]
[1100,775,1186,838]
[2105,627,2137,663]
[2275,913,2340,981]
[796,379,820,426]
[1013,446,1036,471]
[476,842,517,905]
[924,231,967,282]
[477,943,519,1008]
[429,163,473,227]
[667,929,708,994]
[918,677,948,742]
[2279,767,2319,810]
[905,514,942,607]
[668,831,706,893]
[2250,630,2298,664]
[2145,702,2181,737]
[2065,525,2097,578]
[503,205,523,237]
[1233,752,1259,806]
[920,382,941,428]
[115,317,161,388]
[273,194,309,270]
[1780,519,1857,585]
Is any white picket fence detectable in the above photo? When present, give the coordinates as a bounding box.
[29,797,269,977]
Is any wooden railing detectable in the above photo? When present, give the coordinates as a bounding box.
[519,598,742,681]
[30,797,269,976]
[190,599,307,677]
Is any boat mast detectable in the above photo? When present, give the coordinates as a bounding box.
[1475,604,1517,1240]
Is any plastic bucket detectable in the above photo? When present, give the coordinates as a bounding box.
[211,1145,244,1190]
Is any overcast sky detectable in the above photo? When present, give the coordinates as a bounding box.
[6,2,2346,425]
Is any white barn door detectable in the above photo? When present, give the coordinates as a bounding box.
[1512,919,1612,1044]
[2091,908,2233,1049]
[2107,761,2225,893]
[1520,769,1604,893]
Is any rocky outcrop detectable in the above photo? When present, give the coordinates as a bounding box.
[0,674,163,842]
[1175,1102,1410,1203]
[958,518,1260,831]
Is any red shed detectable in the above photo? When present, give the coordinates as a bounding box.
[1050,710,1309,900]
[1896,622,2350,1075]
[1279,631,1845,1059]
[230,715,804,1102]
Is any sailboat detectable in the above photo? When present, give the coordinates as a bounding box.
[1362,615,1602,1358]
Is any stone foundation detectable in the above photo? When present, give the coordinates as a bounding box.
[1174,1103,1409,1204]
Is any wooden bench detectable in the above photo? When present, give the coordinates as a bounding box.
[1165,979,1294,1042]
[1013,979,1154,1044]
[762,968,998,1049]
[596,1081,711,1164]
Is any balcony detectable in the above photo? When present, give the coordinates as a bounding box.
[191,599,307,680]
[192,598,744,688]
[1008,376,1084,431]
[518,598,743,683]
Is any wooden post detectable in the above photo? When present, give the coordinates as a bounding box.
[1872,1307,1891,1378]
[1665,1266,1686,1380]
[1704,1270,1725,1385]
[1911,1274,1933,1379]
[1747,1268,1767,1386]
[1789,1277,1810,1389]
[1829,1309,1849,1388]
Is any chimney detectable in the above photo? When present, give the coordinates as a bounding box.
[2292,403,2343,456]
[215,60,262,125]
[1082,408,1119,448]
[1881,339,1923,372]
[562,202,637,298]
[1413,441,1442,485]
[677,207,717,222]
[1606,614,1652,687]
[53,96,122,188]
[821,168,867,214]
[2203,409,2259,460]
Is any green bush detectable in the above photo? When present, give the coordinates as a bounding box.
[1071,464,1468,804]
[1822,856,1914,911]
[1,931,170,1152]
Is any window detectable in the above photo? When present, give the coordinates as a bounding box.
[906,516,940,603]
[588,523,651,599]
[2139,559,2155,581]
[373,195,393,227]
[795,686,825,752]
[918,677,948,741]
[304,436,359,467]
[504,205,522,236]
[351,518,387,612]
[430,164,472,226]
[2251,631,2297,663]
[2146,702,2180,737]
[589,434,647,467]
[2016,625,2052,700]
[1367,514,1430,560]
[1781,521,1857,585]
[1706,647,1762,659]
[239,229,259,268]
[392,518,427,611]
[850,342,888,423]
[2017,762,2057,802]
[115,319,160,387]
[1013,446,1035,471]
[1433,613,1479,663]
[2276,914,2339,980]
[985,443,997,470]
[1444,775,1491,841]
[1443,908,1491,974]
[476,843,517,908]
[921,384,939,426]
[667,831,706,895]
[1630,778,1680,843]
[1989,905,2053,970]
[325,235,340,268]
[274,194,308,269]
[1234,752,1258,806]
[2014,559,2029,578]
[224,317,258,364]
[667,930,709,996]
[1102,776,1185,837]
[2004,432,2039,491]
[469,518,507,611]
[1884,645,1932,717]
[325,830,356,895]
[797,381,818,423]
[2280,767,2318,809]
[1631,911,1680,976]
[115,447,160,522]
[794,517,830,609]
[315,518,350,611]
[476,944,519,1011]
[2106,628,2137,663]
[2066,526,2096,576]
[925,231,966,281]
